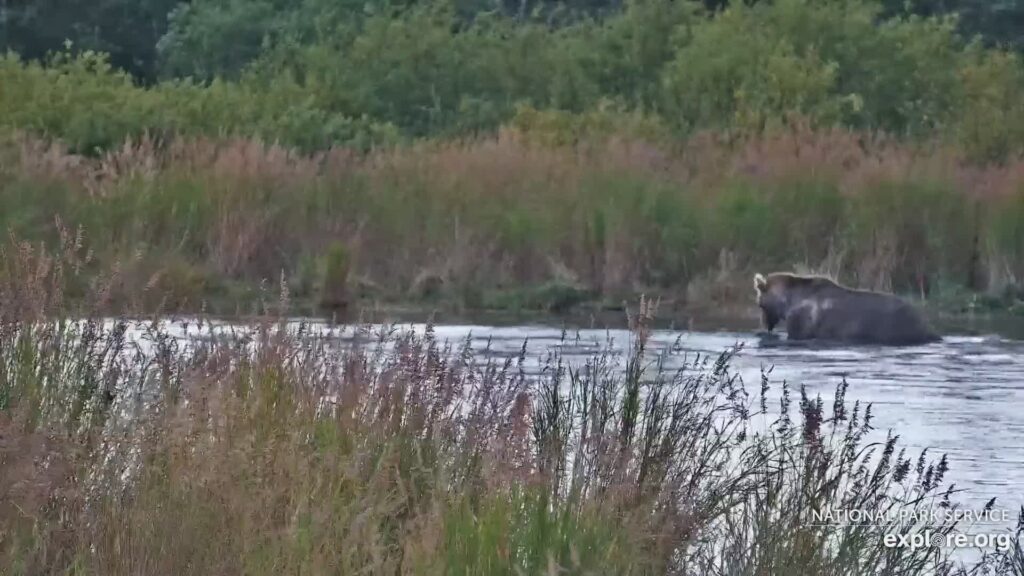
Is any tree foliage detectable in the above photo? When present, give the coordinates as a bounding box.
[2,0,1024,160]
[0,0,179,81]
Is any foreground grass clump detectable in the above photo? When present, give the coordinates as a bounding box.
[1,291,1021,574]
[2,126,1024,317]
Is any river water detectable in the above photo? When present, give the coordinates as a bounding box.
[123,315,1024,537]
[432,323,1024,519]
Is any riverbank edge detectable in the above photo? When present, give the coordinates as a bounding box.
[125,280,1024,339]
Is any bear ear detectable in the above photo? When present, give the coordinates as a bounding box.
[754,273,768,293]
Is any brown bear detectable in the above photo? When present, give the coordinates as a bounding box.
[754,272,941,346]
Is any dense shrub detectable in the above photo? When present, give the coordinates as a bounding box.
[4,0,1024,155]
[0,51,399,153]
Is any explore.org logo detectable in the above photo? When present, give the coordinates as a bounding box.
[808,507,1016,551]
[879,530,1013,551]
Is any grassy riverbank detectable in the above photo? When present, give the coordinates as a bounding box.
[1,290,1021,574]
[2,127,1024,321]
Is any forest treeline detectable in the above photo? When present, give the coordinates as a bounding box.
[1,0,1024,160]
[4,0,1024,82]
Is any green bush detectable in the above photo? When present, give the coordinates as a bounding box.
[954,48,1024,162]
[660,5,842,133]
[659,0,967,136]
[0,50,398,153]
[4,0,1024,155]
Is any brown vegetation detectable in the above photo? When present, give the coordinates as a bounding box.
[1,124,1023,318]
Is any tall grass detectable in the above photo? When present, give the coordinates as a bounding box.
[1,255,1021,574]
[1,125,1023,317]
